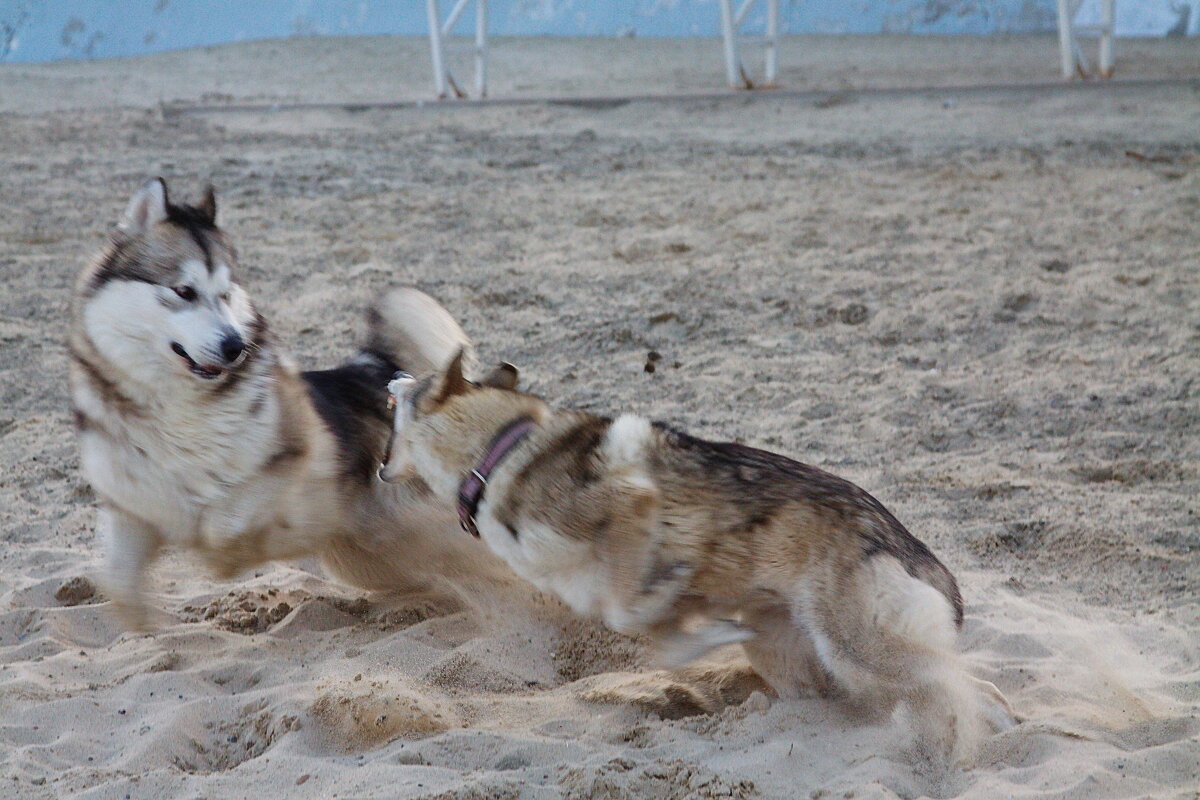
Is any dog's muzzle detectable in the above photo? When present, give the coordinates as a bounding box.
[172,341,226,380]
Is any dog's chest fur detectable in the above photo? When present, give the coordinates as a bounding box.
[476,508,608,616]
[72,358,282,536]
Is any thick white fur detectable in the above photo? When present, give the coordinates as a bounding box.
[603,413,652,469]
[865,556,958,653]
[479,519,602,618]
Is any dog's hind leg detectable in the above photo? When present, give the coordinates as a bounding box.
[99,506,163,632]
[740,604,835,700]
[797,556,994,767]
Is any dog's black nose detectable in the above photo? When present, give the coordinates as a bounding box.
[220,333,245,364]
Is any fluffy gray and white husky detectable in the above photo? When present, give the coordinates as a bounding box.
[68,178,497,629]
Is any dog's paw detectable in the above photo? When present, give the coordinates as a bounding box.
[970,676,1020,732]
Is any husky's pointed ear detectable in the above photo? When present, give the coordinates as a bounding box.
[119,178,169,235]
[481,362,519,390]
[198,184,217,226]
[431,348,470,403]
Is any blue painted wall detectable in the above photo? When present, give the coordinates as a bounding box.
[1,1,1194,63]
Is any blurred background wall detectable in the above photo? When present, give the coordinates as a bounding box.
[2,0,1196,63]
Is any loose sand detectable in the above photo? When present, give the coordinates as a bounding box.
[0,35,1196,800]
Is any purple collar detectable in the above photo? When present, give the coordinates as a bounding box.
[456,416,537,537]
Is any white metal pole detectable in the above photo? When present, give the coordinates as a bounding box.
[1056,0,1075,79]
[765,0,779,85]
[1098,0,1114,78]
[475,0,488,97]
[733,0,755,27]
[719,0,740,89]
[427,0,448,98]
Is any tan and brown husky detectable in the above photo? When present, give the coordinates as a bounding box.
[380,351,1016,764]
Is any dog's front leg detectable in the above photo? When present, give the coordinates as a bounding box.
[652,617,756,669]
[601,485,698,632]
[99,505,163,631]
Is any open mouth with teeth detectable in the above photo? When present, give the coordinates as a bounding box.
[171,342,225,380]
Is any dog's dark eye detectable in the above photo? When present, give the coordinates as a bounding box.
[173,286,197,302]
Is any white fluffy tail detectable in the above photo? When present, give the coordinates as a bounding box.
[867,556,959,654]
[366,288,475,378]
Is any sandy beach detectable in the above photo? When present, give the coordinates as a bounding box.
[0,35,1196,799]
